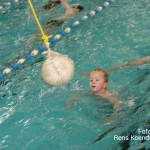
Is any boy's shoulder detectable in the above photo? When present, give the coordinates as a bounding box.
[104,91,119,101]
[105,90,116,97]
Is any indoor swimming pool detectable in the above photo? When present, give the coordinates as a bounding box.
[0,0,150,149]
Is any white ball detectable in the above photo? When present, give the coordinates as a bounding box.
[14,0,18,2]
[82,15,88,20]
[104,2,109,7]
[54,34,61,40]
[97,6,103,11]
[0,6,3,10]
[90,11,96,16]
[65,27,71,33]
[17,58,26,64]
[42,54,74,87]
[31,50,39,56]
[6,2,11,6]
[3,68,12,74]
[2,11,6,14]
[73,21,80,25]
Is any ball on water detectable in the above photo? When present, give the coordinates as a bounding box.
[42,53,74,87]
[54,34,61,40]
[90,11,96,16]
[104,2,109,7]
[65,27,71,33]
[97,6,103,11]
[73,21,79,25]
[83,15,88,20]
[6,2,11,6]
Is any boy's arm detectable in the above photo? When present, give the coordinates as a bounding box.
[126,56,150,66]
[106,93,121,111]
[112,99,121,110]
[60,0,76,16]
[107,56,150,72]
[60,0,71,9]
[66,95,79,109]
[66,93,89,109]
[106,63,127,72]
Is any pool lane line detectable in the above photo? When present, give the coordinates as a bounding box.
[0,0,115,80]
[0,0,19,13]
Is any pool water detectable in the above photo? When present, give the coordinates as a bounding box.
[0,0,150,150]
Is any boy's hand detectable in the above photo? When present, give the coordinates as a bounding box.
[66,100,74,109]
[113,102,121,111]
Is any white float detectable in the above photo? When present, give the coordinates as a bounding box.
[42,50,74,87]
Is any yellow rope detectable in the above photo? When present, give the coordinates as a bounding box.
[27,0,52,46]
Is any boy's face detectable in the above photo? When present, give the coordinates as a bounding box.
[89,71,108,92]
[72,6,80,12]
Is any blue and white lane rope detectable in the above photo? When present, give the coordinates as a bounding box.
[49,0,114,44]
[0,0,19,13]
[0,0,115,80]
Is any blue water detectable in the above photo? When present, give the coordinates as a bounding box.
[0,0,150,149]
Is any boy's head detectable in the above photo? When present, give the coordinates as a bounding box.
[89,69,108,93]
[72,5,84,12]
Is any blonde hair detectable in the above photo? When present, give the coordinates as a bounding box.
[91,68,108,82]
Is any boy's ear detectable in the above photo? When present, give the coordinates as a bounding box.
[104,82,108,88]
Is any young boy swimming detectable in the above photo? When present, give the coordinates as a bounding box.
[67,69,121,110]
[45,0,84,26]
[89,69,121,109]
[60,0,84,17]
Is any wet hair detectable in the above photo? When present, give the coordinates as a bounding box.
[72,5,84,12]
[46,19,64,26]
[92,68,108,82]
[43,0,60,10]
